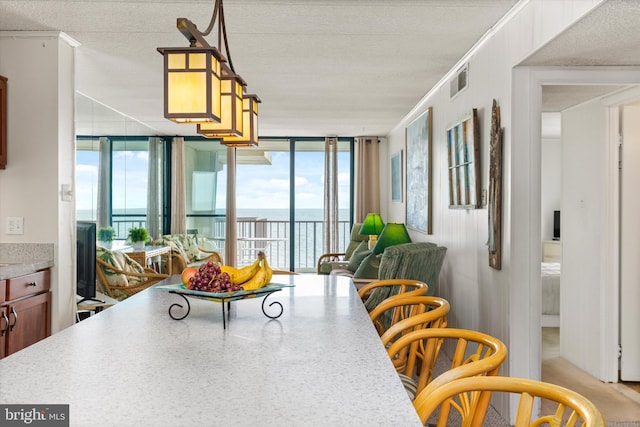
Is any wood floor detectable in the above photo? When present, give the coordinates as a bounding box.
[542,327,640,423]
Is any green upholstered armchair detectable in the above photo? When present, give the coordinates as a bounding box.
[378,242,447,295]
[316,223,368,274]
[357,242,447,310]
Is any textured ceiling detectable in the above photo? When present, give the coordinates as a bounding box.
[522,0,640,67]
[2,0,639,137]
[525,0,640,113]
[0,0,520,137]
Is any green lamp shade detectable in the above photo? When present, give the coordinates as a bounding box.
[372,223,412,254]
[360,213,385,235]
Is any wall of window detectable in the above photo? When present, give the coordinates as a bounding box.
[76,95,354,270]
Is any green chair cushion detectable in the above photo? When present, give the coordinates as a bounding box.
[378,242,446,296]
[344,222,368,259]
[353,252,381,279]
[318,262,335,275]
[347,241,371,272]
[398,373,418,400]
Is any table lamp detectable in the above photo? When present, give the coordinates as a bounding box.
[360,213,385,250]
[372,223,412,255]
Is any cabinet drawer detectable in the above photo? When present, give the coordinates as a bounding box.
[0,280,5,304]
[6,270,50,301]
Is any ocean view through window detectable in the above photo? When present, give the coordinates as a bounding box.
[77,135,353,271]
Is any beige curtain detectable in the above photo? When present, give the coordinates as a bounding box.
[225,147,237,266]
[146,137,164,239]
[170,137,186,234]
[96,136,111,230]
[354,136,381,222]
[323,137,339,253]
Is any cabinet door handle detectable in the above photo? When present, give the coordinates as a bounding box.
[1,311,8,337]
[27,281,37,287]
[9,307,17,332]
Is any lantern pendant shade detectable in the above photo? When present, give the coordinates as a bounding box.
[221,94,261,147]
[197,65,245,137]
[157,46,223,124]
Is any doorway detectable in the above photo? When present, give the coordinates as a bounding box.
[511,68,640,392]
[536,83,640,420]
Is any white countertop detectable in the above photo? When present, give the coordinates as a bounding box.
[0,243,54,279]
[0,274,422,426]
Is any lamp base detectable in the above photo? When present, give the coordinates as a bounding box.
[368,235,378,250]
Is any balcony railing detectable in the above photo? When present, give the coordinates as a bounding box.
[112,215,352,272]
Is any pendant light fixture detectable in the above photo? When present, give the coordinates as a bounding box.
[157,0,259,144]
[196,63,246,137]
[219,94,261,147]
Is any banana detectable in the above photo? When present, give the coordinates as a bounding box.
[262,254,273,284]
[220,265,239,282]
[240,263,269,290]
[233,256,262,285]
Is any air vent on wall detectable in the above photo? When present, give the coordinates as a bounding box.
[450,63,468,99]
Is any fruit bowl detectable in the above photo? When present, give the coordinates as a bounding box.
[158,282,292,299]
[155,281,295,329]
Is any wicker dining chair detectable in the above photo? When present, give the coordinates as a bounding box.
[358,278,429,313]
[413,375,606,427]
[386,327,507,403]
[369,294,449,338]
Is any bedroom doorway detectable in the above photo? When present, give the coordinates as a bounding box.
[539,84,640,391]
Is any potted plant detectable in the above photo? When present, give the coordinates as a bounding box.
[128,227,149,250]
[97,226,115,248]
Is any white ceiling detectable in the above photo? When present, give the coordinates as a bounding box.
[1,0,639,138]
[0,0,521,137]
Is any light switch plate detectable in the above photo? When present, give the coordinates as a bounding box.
[7,217,24,235]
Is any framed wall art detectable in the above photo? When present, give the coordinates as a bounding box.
[391,150,403,202]
[446,109,480,209]
[405,108,432,234]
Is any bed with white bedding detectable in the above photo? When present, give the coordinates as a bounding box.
[541,261,561,327]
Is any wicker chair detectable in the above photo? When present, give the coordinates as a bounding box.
[358,279,429,313]
[413,376,606,427]
[151,234,223,273]
[96,247,169,300]
[373,295,450,345]
[386,328,507,403]
[316,222,367,274]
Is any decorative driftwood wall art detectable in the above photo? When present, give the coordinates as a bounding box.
[487,99,504,270]
[446,109,480,209]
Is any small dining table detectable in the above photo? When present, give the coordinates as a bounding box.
[0,274,422,426]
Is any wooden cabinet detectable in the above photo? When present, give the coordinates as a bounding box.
[0,269,51,359]
[0,75,6,169]
[0,279,5,359]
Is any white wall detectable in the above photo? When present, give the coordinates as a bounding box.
[383,0,604,419]
[0,33,77,333]
[560,99,608,376]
